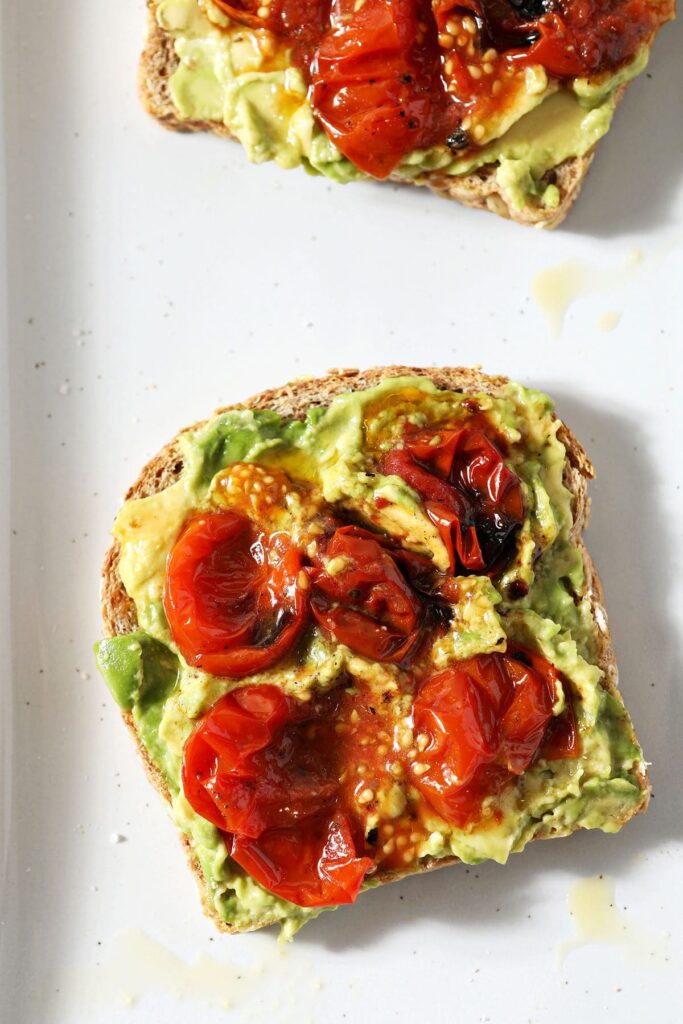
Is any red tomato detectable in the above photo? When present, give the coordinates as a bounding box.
[213,0,326,48]
[231,813,372,907]
[435,0,671,78]
[164,512,308,678]
[309,525,425,663]
[182,683,372,907]
[411,648,562,826]
[510,644,581,760]
[519,0,669,77]
[182,685,339,837]
[310,0,450,178]
[383,429,524,575]
[373,530,462,603]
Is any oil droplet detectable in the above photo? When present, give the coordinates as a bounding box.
[60,930,260,1011]
[531,260,592,337]
[531,251,644,337]
[557,875,672,970]
[43,928,321,1016]
[596,311,622,333]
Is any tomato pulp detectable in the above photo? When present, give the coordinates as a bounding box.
[213,0,671,177]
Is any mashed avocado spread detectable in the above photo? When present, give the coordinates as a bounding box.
[95,377,646,936]
[154,0,650,211]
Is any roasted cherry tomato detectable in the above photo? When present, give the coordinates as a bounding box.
[182,683,372,907]
[309,525,426,663]
[410,647,565,826]
[383,428,524,575]
[181,685,338,837]
[310,0,449,178]
[466,0,672,78]
[164,511,308,678]
[231,813,372,907]
[509,644,581,760]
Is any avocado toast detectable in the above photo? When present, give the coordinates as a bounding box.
[139,0,673,226]
[95,367,649,936]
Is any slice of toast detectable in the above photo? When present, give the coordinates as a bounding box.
[98,366,650,934]
[138,6,627,228]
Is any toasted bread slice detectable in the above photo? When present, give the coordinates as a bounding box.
[138,7,630,228]
[99,366,649,934]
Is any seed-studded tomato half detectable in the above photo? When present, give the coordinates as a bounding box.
[410,647,574,826]
[309,525,427,663]
[383,428,524,575]
[182,684,372,907]
[163,511,308,678]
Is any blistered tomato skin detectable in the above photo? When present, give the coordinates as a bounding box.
[309,525,428,663]
[409,648,576,827]
[231,814,372,908]
[181,685,339,839]
[215,0,671,177]
[182,684,374,907]
[163,512,308,678]
[384,428,525,575]
[310,0,452,179]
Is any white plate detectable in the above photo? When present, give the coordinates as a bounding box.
[1,2,682,1021]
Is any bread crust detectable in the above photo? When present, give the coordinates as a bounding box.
[101,366,650,933]
[138,5,624,227]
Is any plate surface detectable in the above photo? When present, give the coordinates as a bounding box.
[1,3,682,1022]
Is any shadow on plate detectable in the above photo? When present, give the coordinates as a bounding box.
[298,394,682,952]
[360,17,683,239]
[566,17,683,238]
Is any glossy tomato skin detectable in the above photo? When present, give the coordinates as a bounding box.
[182,685,339,838]
[213,0,327,48]
[164,512,308,678]
[384,429,524,575]
[310,0,451,178]
[309,525,426,663]
[231,813,373,907]
[182,684,373,907]
[472,0,673,78]
[410,648,563,826]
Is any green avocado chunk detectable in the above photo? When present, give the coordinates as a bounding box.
[95,632,178,711]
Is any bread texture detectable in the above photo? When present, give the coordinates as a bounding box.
[100,365,650,933]
[138,5,624,228]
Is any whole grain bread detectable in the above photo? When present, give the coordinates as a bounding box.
[100,366,650,933]
[138,6,625,228]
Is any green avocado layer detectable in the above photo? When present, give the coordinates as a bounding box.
[154,0,650,211]
[95,377,646,936]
